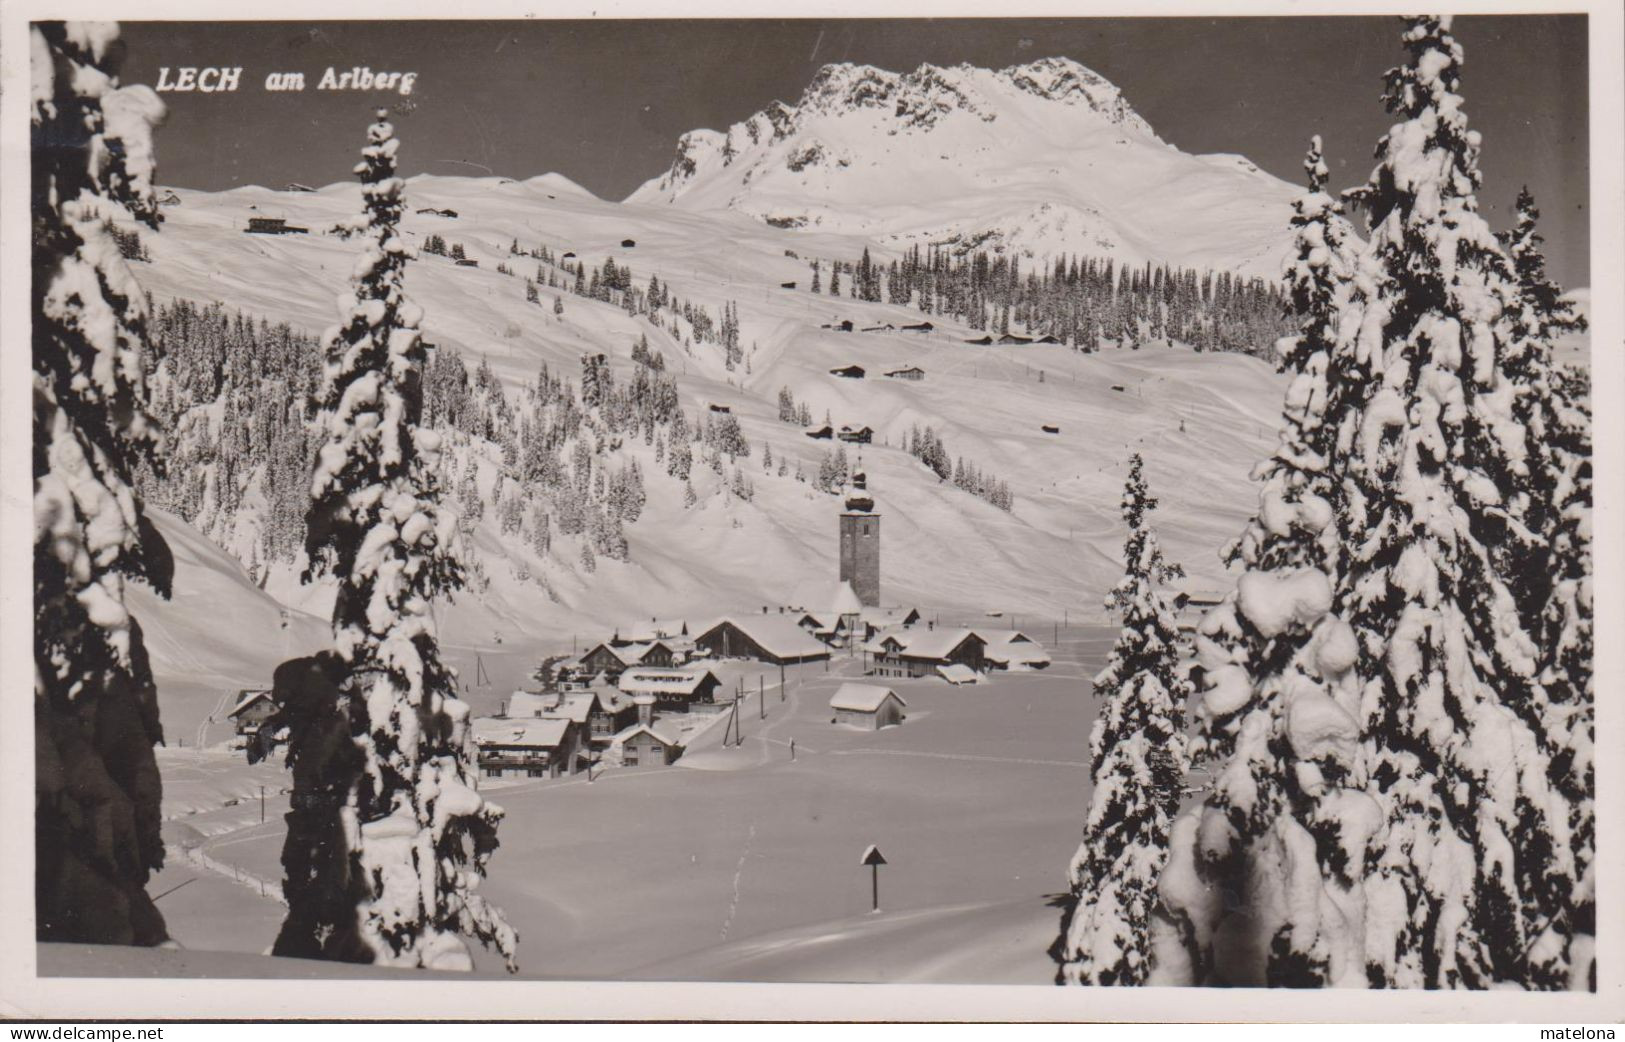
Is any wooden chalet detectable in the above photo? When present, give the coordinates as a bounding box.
[805,424,834,440]
[829,365,866,379]
[228,689,276,736]
[884,366,925,380]
[964,335,994,345]
[866,627,986,679]
[997,333,1033,345]
[618,667,722,712]
[901,321,935,333]
[473,716,582,779]
[837,425,874,444]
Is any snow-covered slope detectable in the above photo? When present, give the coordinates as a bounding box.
[626,58,1299,278]
[128,171,1289,727]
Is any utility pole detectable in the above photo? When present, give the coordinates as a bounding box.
[759,676,765,720]
[259,786,265,824]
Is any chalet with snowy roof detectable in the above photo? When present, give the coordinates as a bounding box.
[829,683,907,731]
[695,616,832,666]
[708,403,732,413]
[901,321,934,333]
[982,631,1052,671]
[588,690,640,746]
[997,333,1033,345]
[618,667,722,712]
[862,323,896,332]
[228,689,276,736]
[617,696,684,767]
[805,424,834,440]
[1035,334,1062,344]
[837,425,874,445]
[885,366,925,380]
[830,364,865,379]
[454,258,480,268]
[782,281,798,290]
[1041,424,1060,434]
[474,716,582,779]
[867,627,986,679]
[937,663,980,685]
[621,238,637,247]
[836,319,855,332]
[575,641,672,681]
[964,335,993,345]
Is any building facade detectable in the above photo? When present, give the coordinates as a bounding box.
[839,510,881,608]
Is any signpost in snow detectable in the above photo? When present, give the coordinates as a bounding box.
[861,844,887,913]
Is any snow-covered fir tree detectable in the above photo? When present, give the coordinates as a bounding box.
[295,110,517,972]
[1163,136,1375,987]
[32,20,172,946]
[1056,455,1189,985]
[1166,18,1583,990]
[1497,187,1595,987]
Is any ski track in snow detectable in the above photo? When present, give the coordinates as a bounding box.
[720,822,758,941]
[829,748,1088,769]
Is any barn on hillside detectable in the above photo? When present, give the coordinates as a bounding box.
[830,365,865,379]
[829,683,907,730]
[695,617,832,665]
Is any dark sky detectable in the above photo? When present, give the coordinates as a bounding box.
[117,16,1591,287]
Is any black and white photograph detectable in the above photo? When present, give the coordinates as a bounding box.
[2,0,1621,1024]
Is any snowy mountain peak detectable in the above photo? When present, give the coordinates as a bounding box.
[628,58,1298,279]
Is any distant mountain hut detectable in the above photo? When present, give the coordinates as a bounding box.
[1034,334,1062,344]
[862,323,896,333]
[836,319,854,332]
[244,216,308,235]
[621,238,637,247]
[781,281,798,290]
[805,424,834,440]
[829,364,866,379]
[838,425,874,445]
[884,366,925,380]
[901,321,934,333]
[1041,424,1060,434]
[997,333,1033,345]
[963,335,993,345]
[708,403,732,414]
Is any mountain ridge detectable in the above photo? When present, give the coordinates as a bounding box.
[626,57,1299,280]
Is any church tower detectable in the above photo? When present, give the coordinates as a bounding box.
[839,470,880,607]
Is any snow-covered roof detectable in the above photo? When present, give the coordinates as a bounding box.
[937,664,981,685]
[506,691,558,718]
[982,631,1052,666]
[550,692,600,724]
[786,580,864,619]
[617,720,684,748]
[702,616,832,659]
[473,716,572,749]
[619,668,719,697]
[881,627,984,662]
[829,683,906,713]
[229,689,273,716]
